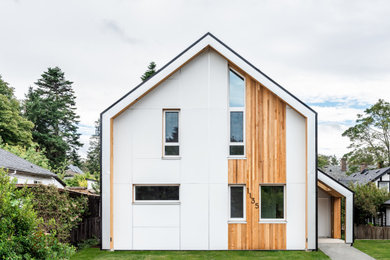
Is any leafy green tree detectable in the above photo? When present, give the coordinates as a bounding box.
[351,182,390,225]
[24,67,82,169]
[318,154,330,169]
[85,120,100,175]
[0,75,34,146]
[140,61,157,81]
[343,99,390,167]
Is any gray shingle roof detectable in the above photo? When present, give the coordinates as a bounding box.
[340,167,390,186]
[0,148,55,177]
[68,164,83,174]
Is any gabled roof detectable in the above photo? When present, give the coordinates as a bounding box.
[101,32,316,119]
[68,164,84,174]
[340,167,390,186]
[0,148,65,186]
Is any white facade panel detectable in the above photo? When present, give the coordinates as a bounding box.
[133,205,180,227]
[318,197,331,238]
[286,106,306,250]
[113,183,132,250]
[209,184,228,249]
[133,227,180,250]
[133,158,180,184]
[180,183,209,249]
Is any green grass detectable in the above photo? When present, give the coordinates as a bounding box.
[354,240,390,260]
[71,248,329,260]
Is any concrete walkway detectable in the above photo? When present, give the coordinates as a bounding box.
[319,239,375,260]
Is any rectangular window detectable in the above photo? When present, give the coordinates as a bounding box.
[378,182,389,191]
[134,185,179,202]
[260,185,285,220]
[163,110,180,157]
[229,185,245,221]
[229,69,245,156]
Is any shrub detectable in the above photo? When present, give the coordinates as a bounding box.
[0,168,75,259]
[30,184,88,243]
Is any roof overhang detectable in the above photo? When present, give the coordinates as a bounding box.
[318,169,354,197]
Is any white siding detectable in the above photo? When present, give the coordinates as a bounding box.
[111,49,229,250]
[286,106,306,250]
[11,173,64,188]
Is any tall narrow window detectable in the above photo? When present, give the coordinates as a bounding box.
[229,69,245,156]
[163,110,180,157]
[229,185,245,221]
[260,185,285,220]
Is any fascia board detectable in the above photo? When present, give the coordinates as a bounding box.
[318,171,353,198]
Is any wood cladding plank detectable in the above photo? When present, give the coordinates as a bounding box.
[228,75,286,250]
[332,197,342,239]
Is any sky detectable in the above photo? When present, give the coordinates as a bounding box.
[1,0,390,159]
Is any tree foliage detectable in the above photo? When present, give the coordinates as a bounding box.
[85,119,100,175]
[0,75,34,146]
[24,67,82,169]
[318,154,339,170]
[343,99,390,167]
[352,182,390,225]
[140,61,157,81]
[0,169,75,259]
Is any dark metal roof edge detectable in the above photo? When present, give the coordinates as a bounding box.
[101,32,316,116]
[369,167,390,183]
[318,168,355,193]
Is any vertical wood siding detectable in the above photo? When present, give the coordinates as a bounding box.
[228,75,287,250]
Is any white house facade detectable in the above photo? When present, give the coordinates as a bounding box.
[101,33,318,250]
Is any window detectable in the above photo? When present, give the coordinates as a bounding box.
[378,182,389,191]
[163,110,180,157]
[229,69,245,156]
[34,180,42,184]
[134,185,180,202]
[229,185,245,221]
[260,185,285,220]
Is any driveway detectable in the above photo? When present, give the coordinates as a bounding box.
[318,239,375,260]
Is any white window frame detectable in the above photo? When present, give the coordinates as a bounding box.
[229,184,246,222]
[162,109,180,158]
[133,184,180,204]
[228,68,246,158]
[259,184,286,223]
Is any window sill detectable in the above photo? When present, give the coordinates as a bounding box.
[162,156,181,160]
[259,220,287,224]
[227,156,247,160]
[228,220,247,224]
[133,201,181,205]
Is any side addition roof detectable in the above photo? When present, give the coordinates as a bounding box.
[340,167,390,186]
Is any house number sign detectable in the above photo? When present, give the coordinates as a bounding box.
[246,187,259,209]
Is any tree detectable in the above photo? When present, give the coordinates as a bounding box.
[343,99,390,167]
[352,182,390,225]
[318,154,339,170]
[24,67,82,169]
[0,75,34,146]
[85,119,100,175]
[140,61,157,81]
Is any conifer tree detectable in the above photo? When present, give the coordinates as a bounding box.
[24,67,82,169]
[85,119,100,175]
[140,62,157,81]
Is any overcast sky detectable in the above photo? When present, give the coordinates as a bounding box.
[1,0,390,159]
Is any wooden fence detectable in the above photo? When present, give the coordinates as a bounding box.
[354,225,390,239]
[70,195,101,244]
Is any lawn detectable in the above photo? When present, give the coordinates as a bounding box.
[71,248,329,260]
[354,240,390,260]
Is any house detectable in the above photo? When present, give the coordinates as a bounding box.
[0,148,65,188]
[100,33,352,251]
[64,164,84,179]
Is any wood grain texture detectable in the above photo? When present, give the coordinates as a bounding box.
[228,74,286,250]
[332,197,341,239]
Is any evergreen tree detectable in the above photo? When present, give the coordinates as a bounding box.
[85,119,100,175]
[24,67,82,169]
[0,75,34,146]
[140,62,157,81]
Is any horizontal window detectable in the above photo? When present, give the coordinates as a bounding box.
[260,185,285,220]
[229,185,245,221]
[134,185,179,201]
[229,145,244,156]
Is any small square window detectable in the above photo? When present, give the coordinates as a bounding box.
[260,185,285,220]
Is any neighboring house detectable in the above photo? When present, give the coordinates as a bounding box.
[86,178,97,191]
[0,148,65,188]
[64,164,84,179]
[100,33,351,251]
